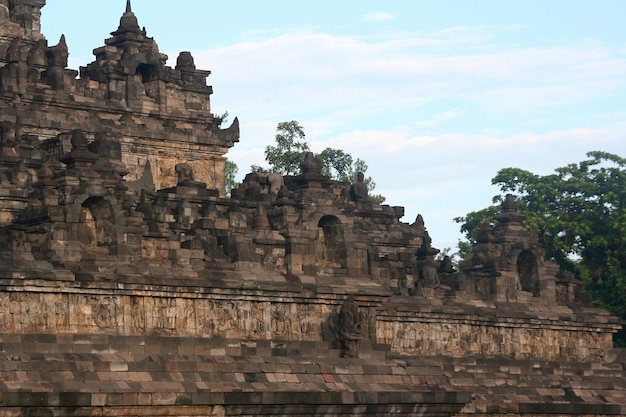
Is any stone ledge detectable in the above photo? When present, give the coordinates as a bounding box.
[0,391,470,413]
[519,402,623,415]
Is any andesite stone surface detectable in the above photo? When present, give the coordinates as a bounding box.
[0,2,624,416]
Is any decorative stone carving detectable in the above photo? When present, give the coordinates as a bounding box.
[267,172,284,196]
[438,255,455,273]
[476,221,495,244]
[34,160,56,187]
[59,129,99,169]
[126,160,155,197]
[45,35,70,90]
[335,296,364,358]
[0,0,9,20]
[175,162,195,185]
[350,171,369,202]
[301,151,322,174]
[78,210,97,247]
[8,160,30,186]
[253,205,270,230]
[270,185,292,207]
[46,34,68,68]
[0,120,18,158]
[293,152,330,189]
[176,51,196,70]
[174,162,207,190]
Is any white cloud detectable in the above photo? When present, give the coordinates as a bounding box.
[192,29,626,128]
[189,25,626,246]
[361,11,394,23]
[413,110,465,128]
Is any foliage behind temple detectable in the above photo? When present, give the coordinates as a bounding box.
[456,151,626,325]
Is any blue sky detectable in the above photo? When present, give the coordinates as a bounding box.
[41,1,626,251]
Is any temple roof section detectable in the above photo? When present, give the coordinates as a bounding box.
[106,0,153,48]
[0,0,46,41]
[80,1,214,99]
[112,0,142,36]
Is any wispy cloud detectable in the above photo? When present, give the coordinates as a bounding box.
[361,11,394,23]
[192,28,626,119]
[185,25,626,246]
[413,110,465,128]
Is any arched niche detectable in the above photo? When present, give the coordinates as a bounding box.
[136,63,159,84]
[135,63,161,100]
[78,197,115,252]
[317,215,346,267]
[517,250,540,297]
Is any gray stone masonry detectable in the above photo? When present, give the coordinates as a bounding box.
[0,2,624,417]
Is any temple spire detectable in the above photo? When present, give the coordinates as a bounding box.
[113,0,140,35]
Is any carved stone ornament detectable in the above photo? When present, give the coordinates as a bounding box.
[336,296,364,358]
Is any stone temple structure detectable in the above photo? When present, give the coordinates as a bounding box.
[0,2,624,416]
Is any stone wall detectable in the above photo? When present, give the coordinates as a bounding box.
[0,3,624,416]
[0,279,618,364]
[377,312,616,361]
[0,1,238,199]
[0,287,340,341]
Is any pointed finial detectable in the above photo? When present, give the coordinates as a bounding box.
[115,0,140,34]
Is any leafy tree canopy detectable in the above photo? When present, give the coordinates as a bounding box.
[455,151,626,321]
[224,160,239,197]
[263,121,309,176]
[252,121,385,202]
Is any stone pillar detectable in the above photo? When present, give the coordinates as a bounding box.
[11,0,46,40]
[0,0,10,20]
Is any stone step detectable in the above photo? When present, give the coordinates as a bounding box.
[2,334,624,415]
[0,334,391,358]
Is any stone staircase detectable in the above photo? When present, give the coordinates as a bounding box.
[2,333,625,416]
[0,334,467,416]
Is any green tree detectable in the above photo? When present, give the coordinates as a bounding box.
[316,149,385,203]
[253,121,385,202]
[317,147,353,179]
[455,151,626,322]
[263,121,309,176]
[216,111,229,127]
[351,158,385,204]
[224,160,239,197]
